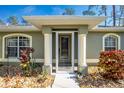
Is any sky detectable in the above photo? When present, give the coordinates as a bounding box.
[0,5,88,22]
[0,5,121,25]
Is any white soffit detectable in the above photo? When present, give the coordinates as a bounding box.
[23,16,106,29]
[90,26,124,32]
[0,25,40,32]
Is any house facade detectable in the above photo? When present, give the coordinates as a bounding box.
[0,16,124,74]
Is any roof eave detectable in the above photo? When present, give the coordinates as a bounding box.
[90,27,124,32]
[23,16,107,29]
[0,25,40,32]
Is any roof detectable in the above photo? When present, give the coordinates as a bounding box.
[23,15,106,29]
[0,25,40,32]
[0,16,124,32]
[90,26,124,32]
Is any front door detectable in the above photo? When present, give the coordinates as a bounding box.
[58,34,72,70]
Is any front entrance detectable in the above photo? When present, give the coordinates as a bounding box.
[55,32,74,72]
[55,32,74,73]
[59,34,71,67]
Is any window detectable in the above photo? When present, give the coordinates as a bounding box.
[4,35,31,58]
[103,34,120,51]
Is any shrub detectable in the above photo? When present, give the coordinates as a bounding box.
[98,50,124,79]
[19,47,34,76]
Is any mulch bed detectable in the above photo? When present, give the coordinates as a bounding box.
[0,75,54,88]
[0,65,55,88]
[78,73,124,88]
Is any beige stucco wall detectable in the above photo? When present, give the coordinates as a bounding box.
[0,30,124,62]
[86,32,103,59]
[52,32,56,59]
[0,32,44,59]
[119,33,124,50]
[86,32,124,59]
[74,32,78,59]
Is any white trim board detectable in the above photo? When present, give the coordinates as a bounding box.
[86,59,99,63]
[0,58,99,63]
[52,31,78,32]
[0,58,44,63]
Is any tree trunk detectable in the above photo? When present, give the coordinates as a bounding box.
[112,5,116,26]
[105,8,107,26]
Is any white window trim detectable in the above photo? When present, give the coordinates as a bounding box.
[103,33,120,51]
[2,33,32,59]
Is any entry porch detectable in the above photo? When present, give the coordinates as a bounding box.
[42,26,88,74]
[23,16,106,74]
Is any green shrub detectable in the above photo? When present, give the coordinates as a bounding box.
[98,50,124,79]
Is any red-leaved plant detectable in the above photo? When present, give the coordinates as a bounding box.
[98,50,124,79]
[19,47,34,76]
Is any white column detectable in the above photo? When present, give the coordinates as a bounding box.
[56,32,58,72]
[44,33,52,67]
[72,32,74,71]
[78,34,87,67]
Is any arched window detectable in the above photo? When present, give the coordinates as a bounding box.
[103,33,120,51]
[3,34,32,58]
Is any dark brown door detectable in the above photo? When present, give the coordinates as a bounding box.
[59,34,71,67]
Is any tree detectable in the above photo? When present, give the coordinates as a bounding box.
[88,5,98,11]
[21,17,30,25]
[118,5,124,26]
[0,19,5,25]
[7,16,18,25]
[98,5,107,26]
[62,8,75,15]
[82,10,96,16]
[112,5,116,26]
[87,5,108,26]
[82,5,96,16]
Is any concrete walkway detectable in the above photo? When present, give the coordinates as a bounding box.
[52,71,79,88]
